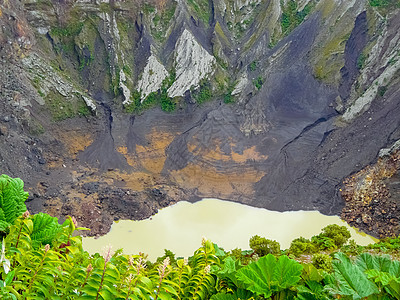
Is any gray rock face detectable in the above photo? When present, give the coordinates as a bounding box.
[138,54,169,101]
[167,29,216,98]
[21,53,97,111]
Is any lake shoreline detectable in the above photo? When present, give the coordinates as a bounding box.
[83,198,377,260]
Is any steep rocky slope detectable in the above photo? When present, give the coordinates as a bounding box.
[0,0,399,237]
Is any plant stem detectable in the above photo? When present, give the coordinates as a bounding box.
[27,251,48,291]
[125,276,134,300]
[192,272,206,300]
[177,265,186,299]
[14,222,24,249]
[81,270,91,289]
[12,221,25,269]
[95,261,108,300]
[154,275,164,300]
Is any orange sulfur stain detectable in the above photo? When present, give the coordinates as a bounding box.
[170,163,265,201]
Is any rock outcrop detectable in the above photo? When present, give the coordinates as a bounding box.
[138,53,169,101]
[167,29,216,98]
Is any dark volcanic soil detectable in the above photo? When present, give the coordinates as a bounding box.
[341,152,400,238]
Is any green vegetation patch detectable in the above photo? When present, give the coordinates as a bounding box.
[288,224,351,257]
[252,76,264,90]
[367,235,400,252]
[74,21,99,71]
[378,85,387,97]
[191,79,212,104]
[281,0,315,37]
[249,60,257,71]
[357,52,368,70]
[289,237,318,257]
[187,0,210,25]
[117,17,134,37]
[50,22,84,38]
[157,4,176,26]
[150,3,177,43]
[313,31,352,83]
[122,65,132,76]
[223,85,235,104]
[125,71,177,113]
[77,100,91,117]
[78,50,94,71]
[110,64,121,97]
[143,3,156,14]
[99,2,112,13]
[214,21,229,44]
[214,55,228,70]
[369,0,400,7]
[50,21,84,57]
[368,0,400,15]
[0,174,28,231]
[45,91,91,121]
[28,118,45,136]
[223,93,234,104]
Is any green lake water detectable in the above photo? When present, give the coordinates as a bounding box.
[83,198,376,260]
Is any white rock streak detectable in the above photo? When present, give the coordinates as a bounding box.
[342,58,400,121]
[233,0,261,11]
[119,69,131,105]
[231,73,248,96]
[168,29,216,98]
[379,139,400,158]
[82,95,97,111]
[137,55,169,102]
[100,11,132,105]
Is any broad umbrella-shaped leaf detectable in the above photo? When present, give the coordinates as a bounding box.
[366,269,393,286]
[217,256,238,275]
[387,280,400,299]
[297,280,331,300]
[236,254,302,298]
[356,253,391,273]
[0,175,28,231]
[31,213,62,248]
[301,264,324,283]
[389,260,400,277]
[365,262,400,299]
[325,252,379,299]
[274,255,303,290]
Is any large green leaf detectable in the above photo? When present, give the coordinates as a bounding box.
[325,252,379,299]
[0,175,28,231]
[366,266,400,298]
[366,269,393,286]
[236,254,302,298]
[274,255,304,290]
[217,256,238,275]
[356,253,400,299]
[297,281,330,300]
[388,260,400,277]
[31,213,62,248]
[214,243,226,257]
[301,264,324,283]
[356,253,391,273]
[210,288,254,300]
